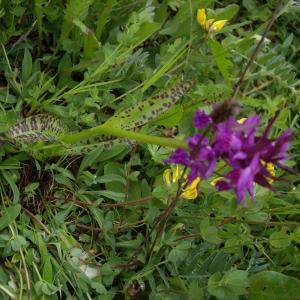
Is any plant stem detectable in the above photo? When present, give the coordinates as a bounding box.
[232,0,284,99]
[60,125,188,150]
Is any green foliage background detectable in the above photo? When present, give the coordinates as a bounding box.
[0,0,299,299]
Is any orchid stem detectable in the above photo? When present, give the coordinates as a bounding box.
[60,125,188,150]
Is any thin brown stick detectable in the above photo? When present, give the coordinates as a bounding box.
[232,0,284,99]
[10,20,37,51]
[123,179,185,269]
[22,206,51,235]
[147,167,188,259]
[46,195,88,208]
[76,223,102,233]
[243,80,272,96]
[100,196,154,208]
[174,233,201,242]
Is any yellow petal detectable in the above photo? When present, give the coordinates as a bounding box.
[210,177,224,186]
[260,160,276,184]
[237,118,247,124]
[211,20,227,31]
[163,169,172,186]
[182,189,198,200]
[266,163,275,177]
[266,162,275,184]
[189,177,201,189]
[173,165,180,183]
[205,18,216,32]
[182,177,200,200]
[197,8,206,27]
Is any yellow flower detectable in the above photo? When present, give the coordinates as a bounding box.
[163,166,200,200]
[197,8,227,33]
[211,20,227,31]
[261,160,275,184]
[205,19,216,32]
[210,177,224,186]
[266,163,275,178]
[237,118,247,124]
[197,9,206,27]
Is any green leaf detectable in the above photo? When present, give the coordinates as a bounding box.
[0,204,21,230]
[249,271,300,300]
[95,0,116,40]
[11,235,28,251]
[152,105,183,127]
[213,4,240,20]
[0,111,16,133]
[200,218,222,245]
[223,270,249,295]
[269,230,291,249]
[22,48,32,82]
[43,259,53,284]
[208,270,249,300]
[209,38,233,82]
[160,0,212,36]
[105,81,194,130]
[78,145,104,175]
[96,143,128,161]
[131,22,161,46]
[98,190,125,201]
[207,272,225,299]
[188,280,204,300]
[58,0,94,49]
[291,227,300,243]
[103,162,125,194]
[97,174,126,185]
[147,145,170,164]
[168,241,191,263]
[2,171,20,203]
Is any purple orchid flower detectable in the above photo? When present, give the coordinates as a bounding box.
[194,110,212,129]
[166,107,295,205]
[166,133,216,184]
[215,154,260,204]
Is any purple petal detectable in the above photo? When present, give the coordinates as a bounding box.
[270,129,292,158]
[215,180,231,191]
[275,162,300,176]
[186,133,202,148]
[194,110,212,129]
[165,149,189,166]
[254,173,276,190]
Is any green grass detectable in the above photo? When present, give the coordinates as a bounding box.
[0,0,299,299]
